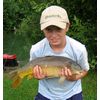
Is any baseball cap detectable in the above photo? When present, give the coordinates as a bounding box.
[40,5,69,30]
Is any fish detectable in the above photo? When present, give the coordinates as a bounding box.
[9,56,83,88]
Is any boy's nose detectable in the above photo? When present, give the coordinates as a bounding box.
[51,31,58,36]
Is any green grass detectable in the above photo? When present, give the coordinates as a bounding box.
[82,70,97,100]
[3,73,38,100]
[3,70,97,100]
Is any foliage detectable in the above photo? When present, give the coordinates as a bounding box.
[68,16,97,69]
[3,0,97,69]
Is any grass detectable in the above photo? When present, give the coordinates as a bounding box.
[82,70,97,100]
[3,72,38,100]
[3,70,97,100]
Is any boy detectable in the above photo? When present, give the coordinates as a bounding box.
[30,6,89,100]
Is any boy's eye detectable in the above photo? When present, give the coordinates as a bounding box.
[46,29,61,33]
[45,26,62,32]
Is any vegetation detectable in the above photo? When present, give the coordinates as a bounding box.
[3,0,97,69]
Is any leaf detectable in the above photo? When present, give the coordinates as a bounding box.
[56,0,60,4]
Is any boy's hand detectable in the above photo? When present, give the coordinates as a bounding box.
[60,67,88,81]
[33,65,46,79]
[60,67,73,80]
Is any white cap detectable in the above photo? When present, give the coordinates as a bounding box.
[40,6,69,30]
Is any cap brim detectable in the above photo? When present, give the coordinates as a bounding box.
[41,20,66,30]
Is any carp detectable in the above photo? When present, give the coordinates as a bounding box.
[9,56,83,88]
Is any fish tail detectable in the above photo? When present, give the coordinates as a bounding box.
[9,70,22,88]
[12,75,22,88]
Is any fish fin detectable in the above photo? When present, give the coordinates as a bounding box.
[58,76,66,84]
[27,74,33,80]
[9,70,22,88]
[75,71,81,75]
[9,70,18,80]
[12,75,22,88]
[73,70,82,75]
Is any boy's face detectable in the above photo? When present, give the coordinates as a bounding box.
[43,25,67,46]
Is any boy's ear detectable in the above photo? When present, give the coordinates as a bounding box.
[66,23,70,32]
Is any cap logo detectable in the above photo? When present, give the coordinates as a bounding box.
[45,15,61,19]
